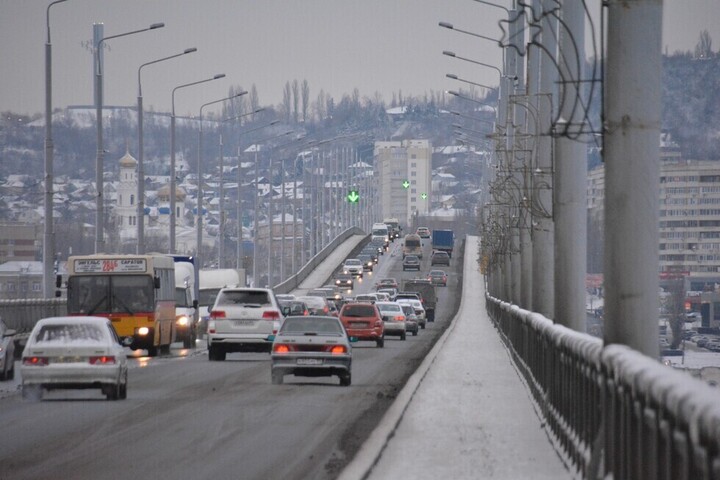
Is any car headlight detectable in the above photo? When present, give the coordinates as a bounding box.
[176,315,189,326]
[137,327,150,336]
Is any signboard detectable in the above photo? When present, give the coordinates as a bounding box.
[74,258,148,274]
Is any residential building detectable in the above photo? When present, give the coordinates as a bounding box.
[375,139,432,226]
[587,157,720,291]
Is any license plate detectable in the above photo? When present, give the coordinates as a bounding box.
[297,358,322,365]
[350,322,367,328]
[52,356,83,363]
[233,320,255,327]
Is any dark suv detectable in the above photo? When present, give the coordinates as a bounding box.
[430,250,450,266]
[402,255,421,271]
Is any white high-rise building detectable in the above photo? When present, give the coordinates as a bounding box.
[374,139,432,227]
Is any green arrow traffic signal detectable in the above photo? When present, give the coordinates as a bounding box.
[421,193,428,199]
[347,190,360,203]
[402,180,410,189]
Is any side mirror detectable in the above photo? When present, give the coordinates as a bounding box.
[281,306,291,316]
[3,329,16,338]
[121,337,134,347]
[193,299,199,309]
[349,336,358,343]
[267,334,276,342]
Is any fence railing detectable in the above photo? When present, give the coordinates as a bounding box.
[0,297,67,335]
[486,294,720,480]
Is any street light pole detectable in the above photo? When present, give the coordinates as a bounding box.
[172,74,229,255]
[136,47,196,254]
[95,22,165,254]
[194,88,244,266]
[44,0,68,297]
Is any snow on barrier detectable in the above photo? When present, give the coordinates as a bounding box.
[486,294,720,480]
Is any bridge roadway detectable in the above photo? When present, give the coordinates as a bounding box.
[0,235,570,479]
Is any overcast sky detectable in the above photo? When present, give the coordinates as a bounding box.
[1,1,718,118]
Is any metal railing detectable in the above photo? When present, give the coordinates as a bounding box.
[486,294,720,480]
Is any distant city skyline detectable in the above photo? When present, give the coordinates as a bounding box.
[1,1,718,117]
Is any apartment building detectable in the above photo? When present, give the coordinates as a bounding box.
[587,158,720,291]
[374,139,432,227]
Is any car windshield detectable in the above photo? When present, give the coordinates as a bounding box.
[342,304,377,317]
[217,290,270,306]
[280,317,343,335]
[33,323,106,344]
[345,259,361,266]
[377,304,402,313]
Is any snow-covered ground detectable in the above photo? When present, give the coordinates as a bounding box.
[339,236,572,480]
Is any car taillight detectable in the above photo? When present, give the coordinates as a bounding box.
[262,310,280,320]
[375,320,383,328]
[23,356,49,366]
[89,356,116,365]
[273,344,296,353]
[394,315,406,322]
[330,345,347,355]
[210,310,226,319]
[323,306,329,314]
[207,320,216,334]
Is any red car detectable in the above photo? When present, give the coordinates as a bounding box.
[339,302,385,348]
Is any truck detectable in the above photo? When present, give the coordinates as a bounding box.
[198,268,246,336]
[431,229,455,258]
[383,217,402,240]
[172,256,199,348]
[402,279,437,322]
[371,223,390,248]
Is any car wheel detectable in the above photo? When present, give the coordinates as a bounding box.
[401,332,406,341]
[119,377,128,400]
[271,371,284,385]
[160,344,171,356]
[208,345,225,361]
[0,364,7,381]
[146,345,158,357]
[183,335,194,349]
[413,330,418,336]
[8,362,14,380]
[420,323,426,330]
[105,383,120,401]
[376,337,384,348]
[339,372,352,387]
[22,385,42,401]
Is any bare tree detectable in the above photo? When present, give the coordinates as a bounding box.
[695,29,713,59]
[282,81,291,123]
[301,79,310,123]
[316,89,326,120]
[292,79,300,123]
[249,84,260,114]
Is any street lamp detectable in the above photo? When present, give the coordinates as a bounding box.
[95,22,165,254]
[446,73,498,94]
[212,97,252,269]
[447,90,498,110]
[442,50,505,79]
[225,114,278,270]
[44,0,69,297]
[194,88,245,268]
[438,21,501,46]
[250,130,293,286]
[136,47,197,254]
[172,74,228,254]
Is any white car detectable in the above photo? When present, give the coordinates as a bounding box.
[343,258,364,278]
[207,287,283,360]
[21,316,128,401]
[0,319,16,380]
[375,301,407,340]
[397,298,427,329]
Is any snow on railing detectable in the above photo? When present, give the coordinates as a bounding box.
[486,294,720,480]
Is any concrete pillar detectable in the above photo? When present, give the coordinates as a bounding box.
[604,0,663,356]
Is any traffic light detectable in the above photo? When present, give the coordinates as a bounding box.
[347,190,360,203]
[402,180,410,189]
[421,193,428,200]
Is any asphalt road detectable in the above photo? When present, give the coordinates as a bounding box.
[0,237,464,480]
